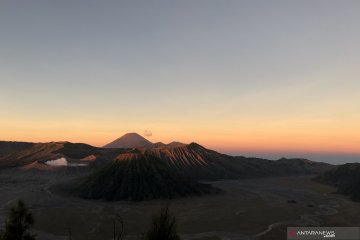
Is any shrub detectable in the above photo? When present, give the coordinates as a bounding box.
[1,200,36,240]
[145,205,180,240]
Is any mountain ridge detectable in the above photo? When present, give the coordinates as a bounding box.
[0,134,333,179]
[103,133,187,149]
[1,135,334,201]
[315,163,360,201]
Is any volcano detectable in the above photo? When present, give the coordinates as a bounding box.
[103,133,153,148]
[68,151,220,201]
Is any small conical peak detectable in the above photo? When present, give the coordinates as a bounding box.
[103,132,153,149]
[122,132,142,137]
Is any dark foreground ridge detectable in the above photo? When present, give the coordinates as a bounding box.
[315,163,360,201]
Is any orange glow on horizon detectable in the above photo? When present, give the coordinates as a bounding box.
[1,0,360,161]
[1,128,360,156]
[1,112,359,155]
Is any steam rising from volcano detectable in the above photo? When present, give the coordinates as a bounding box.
[144,130,152,137]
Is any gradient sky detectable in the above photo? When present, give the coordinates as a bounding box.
[1,1,360,163]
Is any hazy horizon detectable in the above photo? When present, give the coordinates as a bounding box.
[1,1,359,161]
[1,133,359,164]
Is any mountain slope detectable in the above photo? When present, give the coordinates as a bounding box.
[63,143,331,201]
[0,139,331,179]
[1,139,334,202]
[67,152,220,201]
[315,163,360,201]
[103,133,153,148]
[0,142,64,168]
[0,141,35,158]
[140,143,332,180]
[0,141,126,169]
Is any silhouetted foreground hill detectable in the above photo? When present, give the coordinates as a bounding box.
[315,163,360,201]
[66,152,220,201]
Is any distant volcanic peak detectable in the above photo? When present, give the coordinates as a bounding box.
[103,132,153,149]
[123,132,143,138]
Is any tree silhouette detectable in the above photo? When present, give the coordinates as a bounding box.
[145,205,180,240]
[1,200,36,240]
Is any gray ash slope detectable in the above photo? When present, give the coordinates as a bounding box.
[66,142,332,201]
[67,151,220,201]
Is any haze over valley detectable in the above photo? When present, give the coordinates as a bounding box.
[1,1,360,240]
[0,133,359,239]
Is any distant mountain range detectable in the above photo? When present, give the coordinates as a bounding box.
[0,136,332,177]
[103,132,186,148]
[0,133,334,201]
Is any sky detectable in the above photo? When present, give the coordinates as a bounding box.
[1,1,360,164]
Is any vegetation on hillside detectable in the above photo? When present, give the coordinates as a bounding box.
[315,163,360,201]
